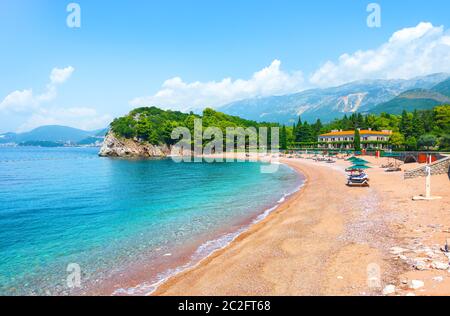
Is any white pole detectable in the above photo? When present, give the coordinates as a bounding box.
[413,154,441,201]
[425,155,432,198]
[425,165,431,198]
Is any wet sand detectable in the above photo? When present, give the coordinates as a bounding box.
[153,155,450,296]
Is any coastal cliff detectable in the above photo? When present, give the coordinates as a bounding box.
[99,106,278,158]
[99,132,171,158]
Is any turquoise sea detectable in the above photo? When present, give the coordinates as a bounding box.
[0,147,303,295]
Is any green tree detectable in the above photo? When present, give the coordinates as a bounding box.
[294,117,303,142]
[434,105,450,134]
[389,132,405,150]
[280,125,287,150]
[357,113,365,128]
[353,129,361,151]
[412,110,425,139]
[110,116,136,139]
[438,134,450,150]
[341,115,350,130]
[302,122,315,142]
[418,134,438,150]
[400,110,413,138]
[312,119,323,139]
[405,136,418,151]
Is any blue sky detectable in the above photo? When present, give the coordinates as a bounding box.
[1,0,450,132]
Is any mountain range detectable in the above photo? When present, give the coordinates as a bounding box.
[1,74,450,146]
[0,126,108,147]
[219,73,450,124]
[370,78,450,114]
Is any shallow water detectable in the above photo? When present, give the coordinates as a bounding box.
[0,147,303,295]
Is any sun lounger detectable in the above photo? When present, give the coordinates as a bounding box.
[386,167,402,172]
[347,179,370,187]
[348,173,369,181]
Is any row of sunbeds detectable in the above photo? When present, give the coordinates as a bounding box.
[347,172,370,187]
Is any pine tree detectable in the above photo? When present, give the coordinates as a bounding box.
[400,110,413,138]
[313,119,323,138]
[342,115,350,130]
[412,110,425,139]
[357,113,364,128]
[295,116,303,142]
[302,122,313,142]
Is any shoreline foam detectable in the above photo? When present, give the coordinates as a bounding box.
[152,155,449,296]
[112,162,305,296]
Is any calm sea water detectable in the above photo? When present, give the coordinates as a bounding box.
[0,147,303,295]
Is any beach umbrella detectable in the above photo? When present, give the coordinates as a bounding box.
[347,157,369,164]
[348,164,371,170]
[346,166,370,172]
[352,158,370,164]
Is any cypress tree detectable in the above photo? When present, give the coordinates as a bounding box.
[354,129,361,151]
[357,113,364,128]
[280,125,287,150]
[295,117,303,142]
[313,119,323,139]
[400,110,413,138]
[412,110,425,139]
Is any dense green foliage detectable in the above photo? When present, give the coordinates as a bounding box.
[110,107,192,144]
[110,106,278,147]
[291,105,450,151]
[110,105,450,151]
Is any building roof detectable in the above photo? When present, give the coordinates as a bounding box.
[319,130,391,137]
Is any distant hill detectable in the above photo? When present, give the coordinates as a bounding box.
[0,125,108,146]
[17,125,93,143]
[431,78,450,97]
[93,128,109,137]
[219,73,449,123]
[370,79,450,114]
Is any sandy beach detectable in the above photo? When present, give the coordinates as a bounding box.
[153,155,450,296]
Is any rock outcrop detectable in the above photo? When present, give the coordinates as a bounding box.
[99,132,171,158]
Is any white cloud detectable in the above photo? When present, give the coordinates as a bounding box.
[310,22,450,87]
[17,107,113,132]
[0,66,75,113]
[0,66,111,132]
[0,89,37,112]
[130,60,305,111]
[50,66,75,85]
[130,23,450,110]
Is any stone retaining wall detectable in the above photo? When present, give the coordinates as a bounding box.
[404,156,450,179]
